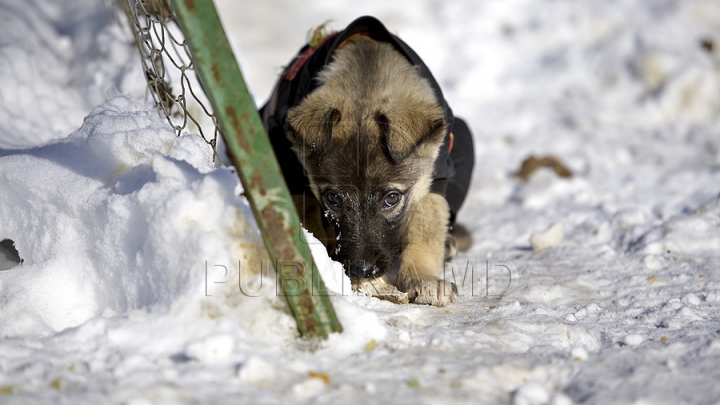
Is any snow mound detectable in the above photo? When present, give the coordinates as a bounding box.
[0,95,261,335]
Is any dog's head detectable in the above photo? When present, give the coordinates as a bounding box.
[285,37,447,280]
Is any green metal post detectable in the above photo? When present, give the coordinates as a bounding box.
[169,0,342,338]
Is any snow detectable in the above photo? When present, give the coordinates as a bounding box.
[1,0,720,404]
[530,222,565,251]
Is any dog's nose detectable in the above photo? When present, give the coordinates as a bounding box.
[346,262,376,279]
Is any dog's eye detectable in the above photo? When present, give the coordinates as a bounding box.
[325,192,341,208]
[383,192,401,208]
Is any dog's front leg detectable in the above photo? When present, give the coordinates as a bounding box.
[396,193,457,306]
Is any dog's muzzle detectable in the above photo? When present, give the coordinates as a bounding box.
[346,262,380,279]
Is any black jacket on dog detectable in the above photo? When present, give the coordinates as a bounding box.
[260,16,474,222]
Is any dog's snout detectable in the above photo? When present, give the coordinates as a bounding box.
[346,262,377,279]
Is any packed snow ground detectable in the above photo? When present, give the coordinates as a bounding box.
[1,0,720,404]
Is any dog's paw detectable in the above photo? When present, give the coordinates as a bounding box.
[402,277,457,307]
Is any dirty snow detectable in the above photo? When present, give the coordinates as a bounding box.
[1,0,720,404]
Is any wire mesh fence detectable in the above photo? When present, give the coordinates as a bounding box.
[118,0,223,162]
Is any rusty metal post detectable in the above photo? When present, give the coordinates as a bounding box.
[168,0,342,338]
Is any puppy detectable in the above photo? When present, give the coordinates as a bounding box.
[260,16,474,306]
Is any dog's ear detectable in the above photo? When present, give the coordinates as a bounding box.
[285,106,341,159]
[376,106,447,163]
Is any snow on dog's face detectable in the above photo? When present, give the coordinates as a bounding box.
[285,37,446,280]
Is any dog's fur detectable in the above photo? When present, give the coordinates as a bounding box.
[285,36,456,306]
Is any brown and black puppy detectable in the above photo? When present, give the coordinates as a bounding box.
[284,35,457,306]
